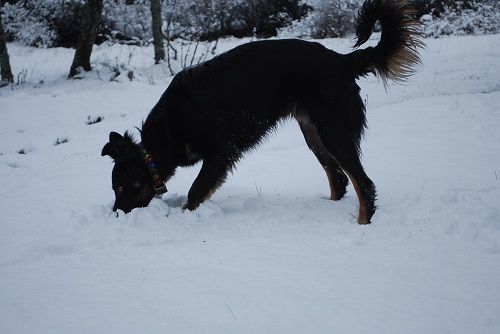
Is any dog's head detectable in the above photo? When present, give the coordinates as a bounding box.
[101,131,156,213]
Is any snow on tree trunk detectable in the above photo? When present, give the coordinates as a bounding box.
[0,10,14,85]
[151,0,165,64]
[68,0,103,78]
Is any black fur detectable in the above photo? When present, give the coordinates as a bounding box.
[102,0,422,224]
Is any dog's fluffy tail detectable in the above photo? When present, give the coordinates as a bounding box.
[347,0,423,85]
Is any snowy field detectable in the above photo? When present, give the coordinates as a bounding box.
[1,34,499,333]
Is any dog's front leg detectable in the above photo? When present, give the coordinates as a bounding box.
[183,155,232,211]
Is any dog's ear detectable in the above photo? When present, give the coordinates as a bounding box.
[101,132,128,161]
[101,142,118,160]
[109,131,126,145]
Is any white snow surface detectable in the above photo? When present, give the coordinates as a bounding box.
[1,35,500,333]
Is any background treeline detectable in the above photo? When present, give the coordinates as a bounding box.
[0,0,499,48]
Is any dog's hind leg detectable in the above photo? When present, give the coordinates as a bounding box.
[183,154,233,211]
[319,134,376,224]
[298,117,349,200]
[312,96,376,224]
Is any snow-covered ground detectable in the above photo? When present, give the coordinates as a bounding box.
[0,34,499,333]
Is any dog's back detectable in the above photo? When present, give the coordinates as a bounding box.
[175,39,350,105]
[163,39,355,153]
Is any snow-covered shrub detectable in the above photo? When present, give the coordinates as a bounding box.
[102,0,151,45]
[277,14,313,39]
[420,0,499,37]
[303,0,362,38]
[1,0,311,47]
[1,0,85,47]
[296,0,498,39]
[1,1,57,47]
[250,0,311,38]
[1,0,150,47]
[414,0,499,37]
[164,0,311,40]
[163,0,237,40]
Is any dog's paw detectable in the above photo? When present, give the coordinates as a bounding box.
[182,201,199,211]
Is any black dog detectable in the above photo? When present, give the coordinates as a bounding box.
[102,0,422,224]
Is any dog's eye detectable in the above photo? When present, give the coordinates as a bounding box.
[132,182,141,188]
[116,186,124,193]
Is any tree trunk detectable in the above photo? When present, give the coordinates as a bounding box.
[69,0,103,78]
[151,0,165,64]
[0,10,14,85]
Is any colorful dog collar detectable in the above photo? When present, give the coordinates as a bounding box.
[138,143,167,195]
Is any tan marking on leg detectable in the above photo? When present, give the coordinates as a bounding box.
[297,116,344,201]
[324,167,340,201]
[201,187,217,203]
[346,172,368,225]
[185,185,219,211]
